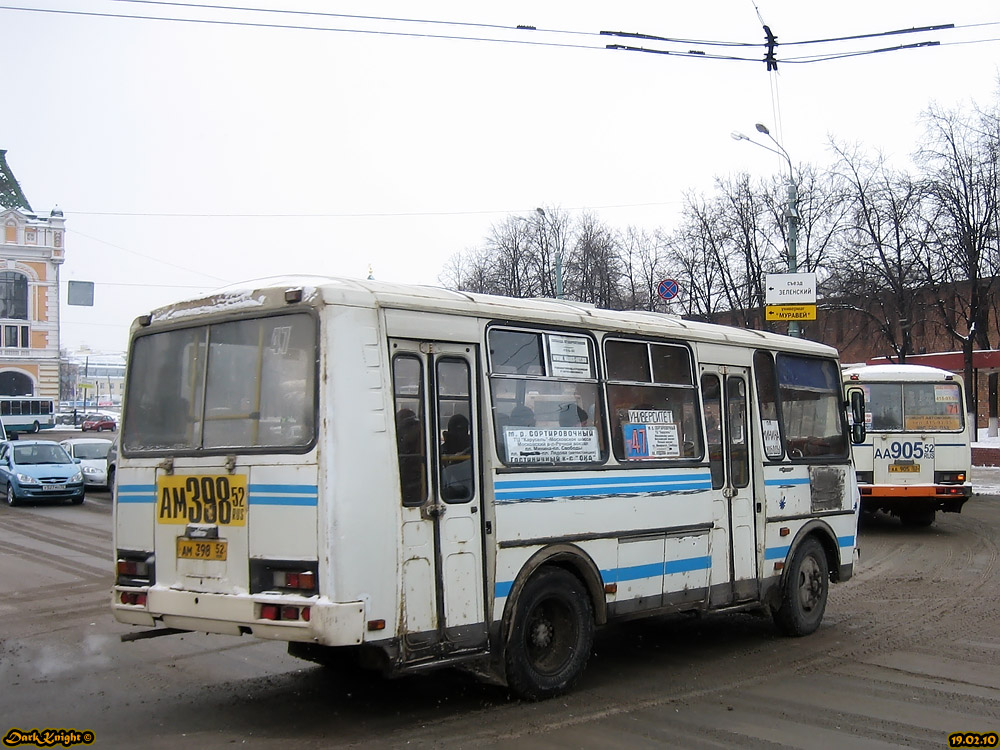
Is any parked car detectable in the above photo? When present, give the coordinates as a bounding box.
[0,440,85,506]
[59,438,113,489]
[81,413,117,432]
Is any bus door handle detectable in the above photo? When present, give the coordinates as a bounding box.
[422,502,447,519]
[723,487,737,499]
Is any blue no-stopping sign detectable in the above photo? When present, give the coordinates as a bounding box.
[657,278,680,301]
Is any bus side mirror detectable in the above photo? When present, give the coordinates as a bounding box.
[850,390,866,444]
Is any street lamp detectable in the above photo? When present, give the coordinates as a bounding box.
[731,124,801,337]
[535,207,563,299]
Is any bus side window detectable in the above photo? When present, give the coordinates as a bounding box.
[392,355,427,508]
[701,374,724,489]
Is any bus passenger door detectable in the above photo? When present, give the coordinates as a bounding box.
[391,340,487,663]
[701,367,759,605]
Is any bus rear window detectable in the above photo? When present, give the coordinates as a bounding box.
[124,313,316,452]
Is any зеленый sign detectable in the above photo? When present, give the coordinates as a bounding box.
[766,304,817,321]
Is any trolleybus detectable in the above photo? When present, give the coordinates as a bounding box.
[112,277,865,699]
[843,364,972,526]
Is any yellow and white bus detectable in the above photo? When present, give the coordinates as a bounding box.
[112,277,864,699]
[843,364,972,527]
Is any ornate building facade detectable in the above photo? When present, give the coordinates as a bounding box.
[0,149,64,399]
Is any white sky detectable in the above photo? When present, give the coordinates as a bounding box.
[3,1,999,353]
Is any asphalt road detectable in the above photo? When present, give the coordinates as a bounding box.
[0,458,997,749]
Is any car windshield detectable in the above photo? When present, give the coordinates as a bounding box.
[13,444,71,465]
[71,443,111,460]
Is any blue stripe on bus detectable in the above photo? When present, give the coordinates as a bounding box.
[249,484,319,507]
[115,483,318,506]
[117,484,156,503]
[766,536,856,562]
[763,477,811,486]
[494,473,713,501]
[495,555,712,598]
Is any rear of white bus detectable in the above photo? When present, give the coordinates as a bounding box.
[845,368,972,526]
[111,290,365,646]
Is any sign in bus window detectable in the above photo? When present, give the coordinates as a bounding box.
[504,427,601,464]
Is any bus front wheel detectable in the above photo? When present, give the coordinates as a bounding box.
[31,421,39,433]
[504,567,594,701]
[773,536,828,637]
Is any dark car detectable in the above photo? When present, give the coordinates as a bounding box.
[81,413,117,432]
[0,440,85,506]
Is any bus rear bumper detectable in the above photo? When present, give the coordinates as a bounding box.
[112,587,366,646]
[859,484,972,513]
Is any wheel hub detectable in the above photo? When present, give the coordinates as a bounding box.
[529,618,554,649]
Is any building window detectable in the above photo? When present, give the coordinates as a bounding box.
[0,272,28,321]
[4,221,15,244]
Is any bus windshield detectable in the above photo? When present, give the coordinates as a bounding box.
[123,313,316,452]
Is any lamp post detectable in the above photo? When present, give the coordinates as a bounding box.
[535,207,563,299]
[731,124,800,337]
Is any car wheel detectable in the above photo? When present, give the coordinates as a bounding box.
[6,484,19,507]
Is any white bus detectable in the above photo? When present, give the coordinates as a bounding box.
[112,277,864,699]
[0,396,56,435]
[843,364,972,527]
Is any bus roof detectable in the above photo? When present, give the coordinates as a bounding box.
[842,363,961,382]
[141,275,840,357]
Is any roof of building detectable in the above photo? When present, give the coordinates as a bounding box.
[0,150,33,212]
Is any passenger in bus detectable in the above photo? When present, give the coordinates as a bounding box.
[558,403,588,427]
[395,408,425,504]
[509,405,536,427]
[440,414,470,456]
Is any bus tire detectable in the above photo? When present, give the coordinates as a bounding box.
[505,567,594,701]
[901,509,935,527]
[773,536,828,637]
[31,421,39,433]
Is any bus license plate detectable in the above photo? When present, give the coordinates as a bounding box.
[888,464,920,473]
[176,538,228,561]
[157,475,248,526]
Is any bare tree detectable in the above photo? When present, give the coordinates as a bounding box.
[826,141,929,359]
[915,100,1000,416]
[568,212,622,308]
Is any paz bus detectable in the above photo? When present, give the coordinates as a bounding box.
[112,277,865,699]
[843,364,972,527]
[0,396,56,435]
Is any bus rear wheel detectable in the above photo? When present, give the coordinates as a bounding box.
[504,567,594,701]
[773,536,828,637]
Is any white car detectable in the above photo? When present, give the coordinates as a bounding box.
[59,438,114,489]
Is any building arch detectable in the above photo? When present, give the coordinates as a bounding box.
[0,369,35,396]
